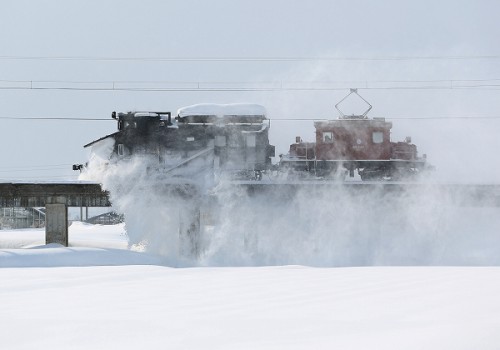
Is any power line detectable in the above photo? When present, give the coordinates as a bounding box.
[0,164,74,172]
[1,78,500,92]
[1,55,500,62]
[0,85,500,92]
[0,167,71,173]
[2,78,500,84]
[2,115,500,121]
[2,78,500,86]
[271,116,500,120]
[0,175,79,180]
[3,163,74,168]
[0,117,109,121]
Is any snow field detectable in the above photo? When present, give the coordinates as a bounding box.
[2,216,500,349]
[1,265,499,349]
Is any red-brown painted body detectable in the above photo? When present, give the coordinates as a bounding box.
[314,118,393,161]
[282,116,426,180]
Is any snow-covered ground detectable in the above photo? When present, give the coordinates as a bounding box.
[1,223,500,349]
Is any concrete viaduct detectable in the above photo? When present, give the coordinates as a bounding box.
[0,182,110,246]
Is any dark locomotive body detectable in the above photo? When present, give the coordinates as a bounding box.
[83,104,275,181]
[176,104,275,179]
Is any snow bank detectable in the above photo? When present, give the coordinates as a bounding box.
[0,221,128,250]
[0,245,162,267]
[69,221,128,249]
[1,265,499,350]
[0,222,162,267]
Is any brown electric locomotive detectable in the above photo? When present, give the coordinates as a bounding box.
[280,89,428,180]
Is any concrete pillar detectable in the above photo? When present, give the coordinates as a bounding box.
[45,200,68,246]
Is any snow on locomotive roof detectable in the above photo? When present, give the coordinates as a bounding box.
[177,103,267,118]
[117,111,172,120]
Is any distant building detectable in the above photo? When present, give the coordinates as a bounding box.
[85,212,124,225]
[0,208,123,229]
[0,207,45,230]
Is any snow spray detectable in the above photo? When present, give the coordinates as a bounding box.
[81,139,500,267]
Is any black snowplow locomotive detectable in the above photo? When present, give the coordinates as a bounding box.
[81,104,276,181]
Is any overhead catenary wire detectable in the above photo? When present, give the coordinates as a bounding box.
[270,116,500,120]
[0,168,71,173]
[0,163,74,168]
[1,54,500,62]
[1,115,500,121]
[2,77,500,92]
[1,85,500,92]
[1,78,500,121]
[0,117,110,120]
[2,78,500,84]
[0,175,79,180]
[0,166,74,173]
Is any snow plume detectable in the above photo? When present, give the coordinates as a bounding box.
[200,183,500,267]
[80,151,199,266]
[81,140,500,267]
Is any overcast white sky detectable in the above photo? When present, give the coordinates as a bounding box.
[1,0,499,182]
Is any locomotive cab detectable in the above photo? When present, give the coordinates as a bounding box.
[111,111,176,158]
[315,118,393,161]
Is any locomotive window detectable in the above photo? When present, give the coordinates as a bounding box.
[215,135,226,147]
[124,121,136,129]
[228,134,240,147]
[372,131,384,144]
[246,134,256,147]
[322,132,333,143]
[117,144,125,156]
